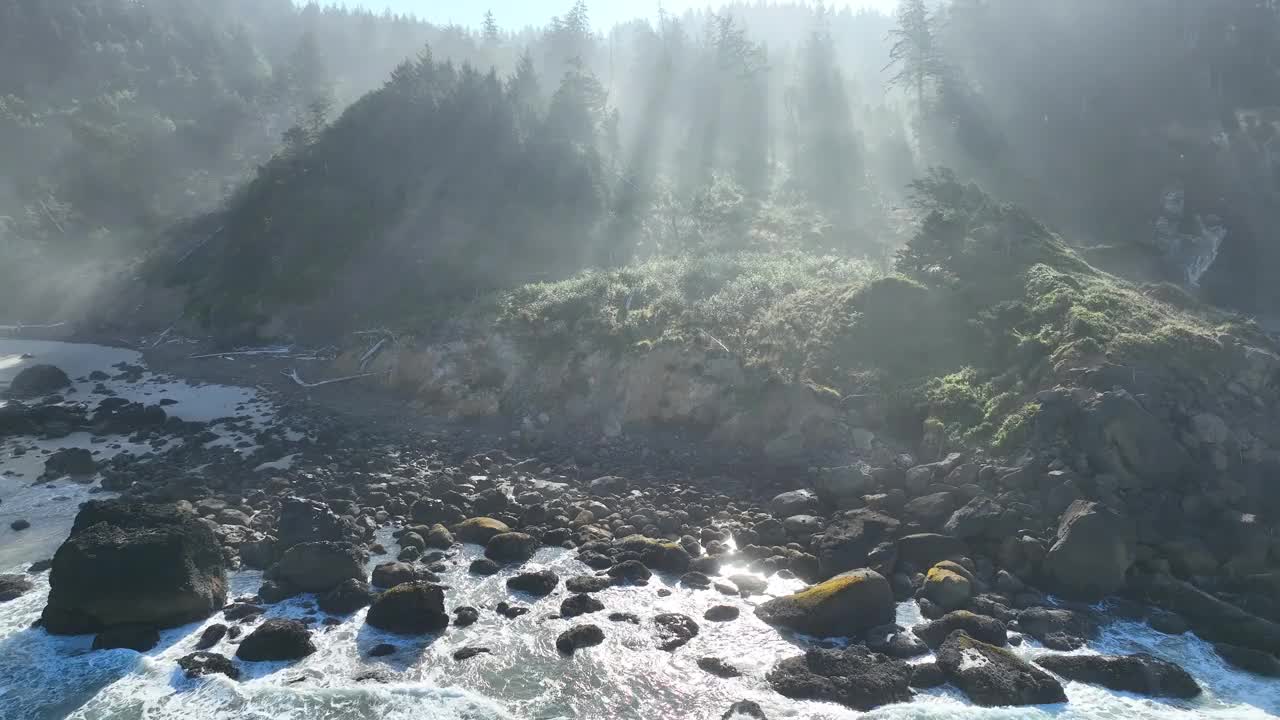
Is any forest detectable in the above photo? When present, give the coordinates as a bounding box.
[3,0,1280,328]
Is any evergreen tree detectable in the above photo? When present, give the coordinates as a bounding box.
[886,0,946,110]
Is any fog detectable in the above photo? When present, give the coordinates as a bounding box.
[3,0,1280,330]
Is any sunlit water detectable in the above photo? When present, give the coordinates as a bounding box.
[2,341,1278,719]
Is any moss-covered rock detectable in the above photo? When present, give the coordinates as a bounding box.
[755,568,894,638]
[936,630,1066,707]
[365,581,449,635]
[453,517,512,545]
[617,535,691,574]
[921,563,972,611]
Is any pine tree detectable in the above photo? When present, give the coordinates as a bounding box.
[886,0,946,109]
[482,10,500,46]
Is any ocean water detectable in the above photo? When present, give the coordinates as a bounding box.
[2,340,1279,720]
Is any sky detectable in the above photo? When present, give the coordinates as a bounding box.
[364,1,899,31]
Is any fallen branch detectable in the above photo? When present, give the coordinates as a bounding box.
[150,326,173,348]
[359,337,389,370]
[282,368,387,388]
[189,347,296,360]
[700,330,731,354]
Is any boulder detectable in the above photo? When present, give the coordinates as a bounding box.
[607,560,652,584]
[1016,606,1096,650]
[0,574,34,602]
[560,593,605,618]
[943,497,1018,539]
[766,645,913,711]
[7,364,70,397]
[896,534,966,570]
[366,581,449,634]
[909,662,946,688]
[770,489,820,517]
[274,541,367,593]
[454,517,512,545]
[755,569,894,638]
[318,579,374,615]
[1041,500,1135,601]
[236,619,316,661]
[704,605,740,622]
[1076,390,1190,487]
[921,562,972,611]
[372,561,418,588]
[722,700,767,719]
[44,448,96,477]
[654,613,700,651]
[178,651,240,680]
[936,630,1066,706]
[1035,653,1200,698]
[618,535,691,574]
[902,492,957,526]
[275,497,352,554]
[485,532,538,563]
[454,606,480,627]
[816,510,900,578]
[195,624,227,650]
[506,569,559,596]
[556,624,605,654]
[566,575,613,593]
[698,656,743,678]
[41,501,227,635]
[1214,643,1280,677]
[425,524,454,549]
[913,610,1007,648]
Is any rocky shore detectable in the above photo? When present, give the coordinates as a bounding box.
[4,352,1280,717]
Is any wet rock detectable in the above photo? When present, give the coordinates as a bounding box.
[8,364,71,398]
[1041,500,1135,601]
[195,623,227,650]
[367,643,396,657]
[913,610,1007,648]
[27,558,53,574]
[654,613,699,651]
[223,603,264,621]
[866,625,929,658]
[274,541,367,593]
[257,579,295,604]
[410,499,464,527]
[560,593,605,618]
[908,661,946,688]
[371,561,417,589]
[755,569,894,638]
[681,571,712,589]
[936,631,1066,706]
[506,569,559,596]
[486,532,538,564]
[92,624,160,652]
[274,497,353,554]
[236,619,316,661]
[565,575,612,593]
[608,612,640,624]
[177,651,240,680]
[1133,572,1280,655]
[454,517,511,545]
[618,535,691,574]
[10,519,29,531]
[816,510,900,578]
[453,646,492,661]
[1016,607,1095,650]
[704,605,740,622]
[767,645,913,711]
[722,700,767,719]
[496,601,529,619]
[453,606,480,627]
[318,578,374,615]
[728,574,767,597]
[556,624,605,654]
[607,559,652,585]
[44,448,96,477]
[1213,643,1280,677]
[1035,653,1200,698]
[41,501,227,635]
[366,581,449,634]
[698,656,743,678]
[1148,610,1188,635]
[469,558,501,576]
[0,574,34,602]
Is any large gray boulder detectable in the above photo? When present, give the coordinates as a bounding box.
[366,581,449,634]
[755,569,894,638]
[41,501,227,635]
[7,364,70,398]
[1041,500,1134,601]
[936,631,1066,707]
[1075,390,1189,486]
[274,541,367,593]
[236,618,316,661]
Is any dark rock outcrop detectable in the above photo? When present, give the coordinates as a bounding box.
[1035,653,1201,698]
[41,501,227,635]
[273,541,367,594]
[556,624,605,654]
[8,364,70,397]
[92,624,160,652]
[936,631,1066,707]
[560,593,605,618]
[0,574,34,602]
[913,611,1007,648]
[485,532,538,563]
[365,581,449,634]
[1213,643,1280,677]
[654,613,699,651]
[816,510,900,578]
[178,651,240,680]
[767,645,913,711]
[318,578,374,615]
[235,618,316,661]
[1041,500,1135,601]
[506,569,559,596]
